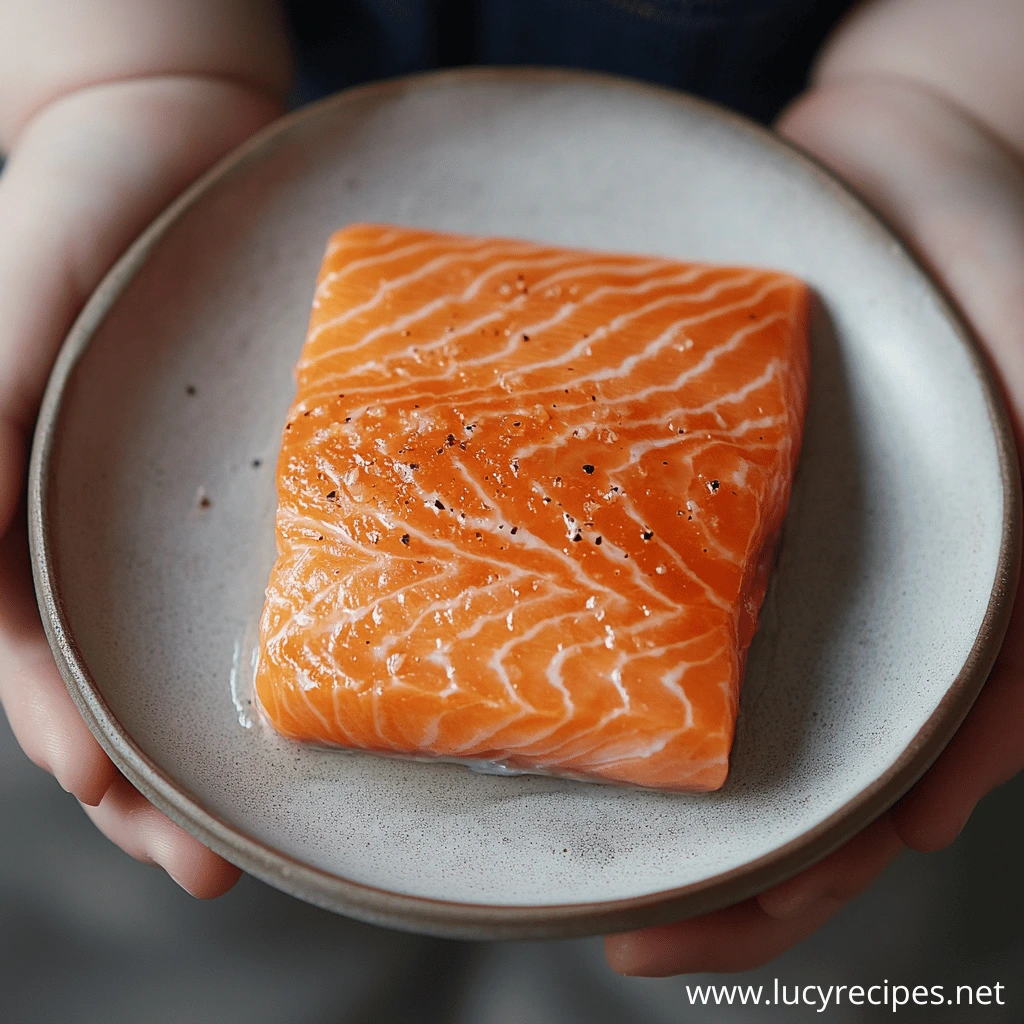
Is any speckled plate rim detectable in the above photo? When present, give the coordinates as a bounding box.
[28,67,1022,941]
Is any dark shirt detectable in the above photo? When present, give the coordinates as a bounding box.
[286,0,857,123]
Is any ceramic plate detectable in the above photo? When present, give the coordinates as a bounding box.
[30,69,1019,939]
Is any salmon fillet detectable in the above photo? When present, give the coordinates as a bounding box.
[255,224,809,792]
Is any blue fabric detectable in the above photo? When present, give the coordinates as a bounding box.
[286,0,857,122]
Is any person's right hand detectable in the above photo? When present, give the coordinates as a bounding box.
[0,0,290,896]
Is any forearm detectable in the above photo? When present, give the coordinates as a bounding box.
[780,0,1024,429]
[0,77,284,425]
[809,0,1024,160]
[0,1,291,531]
[779,0,1024,855]
[0,0,291,151]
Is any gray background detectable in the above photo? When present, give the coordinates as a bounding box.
[1,710,1021,1023]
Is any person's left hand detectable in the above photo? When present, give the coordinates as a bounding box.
[606,75,1024,976]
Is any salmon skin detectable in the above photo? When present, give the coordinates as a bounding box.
[255,224,809,792]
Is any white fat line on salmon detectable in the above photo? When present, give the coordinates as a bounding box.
[505,269,762,379]
[272,544,319,611]
[312,453,346,489]
[507,619,580,734]
[316,254,590,369]
[327,671,362,748]
[450,265,715,370]
[315,234,505,300]
[440,705,534,757]
[622,309,788,406]
[503,602,696,765]
[500,629,631,758]
[312,264,709,398]
[562,725,694,773]
[382,275,788,421]
[516,626,707,764]
[617,483,739,594]
[321,266,754,411]
[445,612,598,754]
[302,255,702,393]
[306,246,584,357]
[294,654,364,747]
[427,650,460,702]
[514,255,694,295]
[448,697,557,756]
[369,668,389,751]
[570,653,634,740]
[682,359,783,418]
[658,661,705,732]
[371,492,560,589]
[616,409,784,447]
[449,594,666,756]
[363,509,576,598]
[487,604,582,710]
[547,492,710,611]
[547,659,729,766]
[447,455,651,605]
[305,264,741,408]
[448,586,561,647]
[419,605,582,756]
[459,252,693,303]
[326,302,522,384]
[318,236,443,294]
[278,656,339,738]
[323,225,411,260]
[282,509,369,552]
[424,675,539,753]
[357,568,463,623]
[265,523,423,648]
[377,574,538,656]
[516,630,716,761]
[496,369,785,439]
[306,241,528,347]
[580,279,784,386]
[455,250,604,300]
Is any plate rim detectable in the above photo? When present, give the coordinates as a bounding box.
[27,66,1022,940]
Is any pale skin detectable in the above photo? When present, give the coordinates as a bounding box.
[0,0,1021,975]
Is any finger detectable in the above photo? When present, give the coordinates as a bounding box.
[892,657,1024,851]
[605,814,902,977]
[82,773,242,899]
[0,517,117,805]
[0,417,25,554]
[605,898,840,978]
[756,812,904,919]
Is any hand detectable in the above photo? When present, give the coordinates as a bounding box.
[0,77,283,896]
[606,77,1024,976]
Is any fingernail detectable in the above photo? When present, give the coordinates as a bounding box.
[605,934,649,976]
[760,887,833,921]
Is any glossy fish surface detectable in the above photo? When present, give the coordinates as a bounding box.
[255,224,809,792]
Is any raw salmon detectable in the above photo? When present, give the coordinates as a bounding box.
[255,224,809,792]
